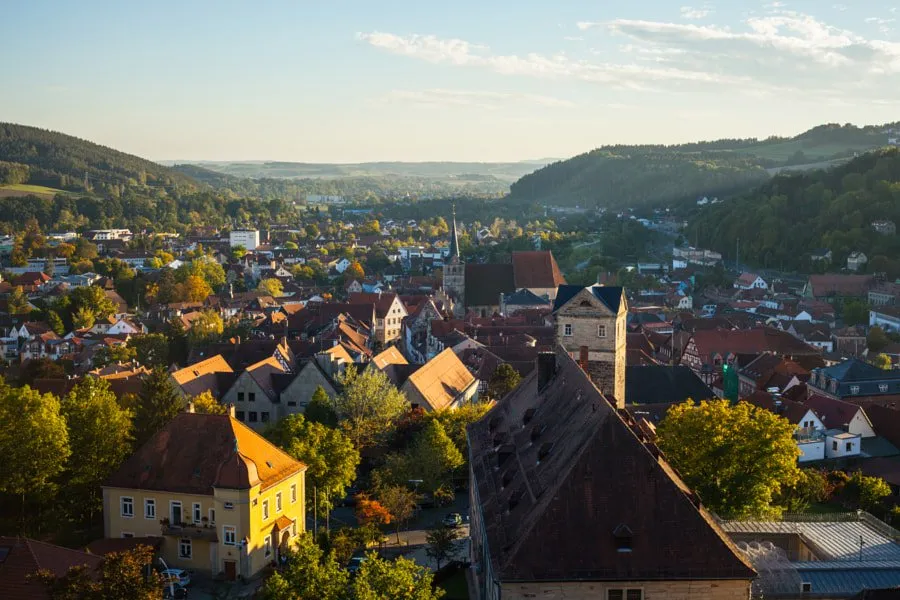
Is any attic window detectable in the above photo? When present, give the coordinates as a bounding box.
[613,524,633,553]
[850,385,860,395]
[522,408,536,426]
[579,300,591,307]
[530,425,546,443]
[880,384,889,393]
[537,442,554,462]
[801,582,812,593]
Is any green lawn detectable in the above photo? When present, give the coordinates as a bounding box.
[0,183,67,196]
[437,571,469,600]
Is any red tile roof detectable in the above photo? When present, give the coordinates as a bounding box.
[511,251,566,289]
[105,413,306,494]
[808,274,873,298]
[690,327,819,359]
[0,537,103,600]
[805,394,869,431]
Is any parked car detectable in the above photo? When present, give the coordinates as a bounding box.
[347,556,367,575]
[160,569,192,587]
[442,512,463,528]
[162,582,189,599]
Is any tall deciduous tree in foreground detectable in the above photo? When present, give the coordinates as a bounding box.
[658,399,800,519]
[0,380,70,533]
[334,368,409,449]
[351,554,444,600]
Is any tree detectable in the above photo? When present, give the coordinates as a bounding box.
[0,382,70,532]
[127,333,170,368]
[69,285,117,321]
[844,471,892,512]
[426,527,460,570]
[47,310,66,336]
[73,306,96,330]
[378,485,417,545]
[264,414,360,518]
[165,318,189,367]
[18,357,65,386]
[176,257,226,290]
[36,544,161,600]
[409,420,464,493]
[428,403,492,462]
[869,326,890,353]
[191,390,227,414]
[356,496,392,527]
[7,285,29,315]
[487,363,522,400]
[260,533,347,600]
[842,300,869,327]
[658,399,800,519]
[334,368,409,449]
[133,368,182,445]
[187,309,224,346]
[60,378,133,525]
[350,554,443,600]
[872,353,893,370]
[177,274,212,302]
[94,344,137,368]
[257,278,284,297]
[230,245,248,261]
[774,468,829,513]
[283,241,299,250]
[305,386,338,427]
[345,261,365,281]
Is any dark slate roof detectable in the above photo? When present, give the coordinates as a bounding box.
[818,358,900,383]
[811,359,900,397]
[502,288,551,307]
[625,365,715,405]
[465,264,515,308]
[552,285,623,313]
[467,348,755,583]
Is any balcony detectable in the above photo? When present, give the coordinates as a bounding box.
[160,520,219,542]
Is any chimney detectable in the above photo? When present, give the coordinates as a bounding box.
[537,352,557,391]
[235,335,241,345]
[186,402,195,413]
[227,403,236,418]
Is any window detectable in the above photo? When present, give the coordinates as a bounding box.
[262,500,269,521]
[276,492,282,513]
[236,411,245,421]
[832,441,838,451]
[193,503,202,523]
[846,442,853,452]
[801,582,812,593]
[248,392,256,402]
[170,501,182,525]
[223,526,236,545]
[291,484,297,504]
[607,591,642,600]
[223,502,234,510]
[264,535,272,557]
[261,412,270,423]
[880,384,889,393]
[598,324,607,338]
[249,411,258,422]
[850,385,860,395]
[122,532,134,538]
[179,538,192,559]
[208,508,216,525]
[121,497,134,518]
[564,323,572,337]
[144,498,156,519]
[292,522,297,536]
[237,392,245,402]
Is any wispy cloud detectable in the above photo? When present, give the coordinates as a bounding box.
[383,89,576,110]
[563,36,584,42]
[833,4,848,11]
[865,16,896,34]
[680,6,712,20]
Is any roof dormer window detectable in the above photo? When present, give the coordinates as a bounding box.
[613,523,633,553]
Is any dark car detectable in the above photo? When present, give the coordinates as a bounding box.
[347,556,367,575]
[162,583,188,599]
[442,512,463,528]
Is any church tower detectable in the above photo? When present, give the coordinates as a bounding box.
[443,206,465,314]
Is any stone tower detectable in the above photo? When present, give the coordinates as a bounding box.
[443,206,465,314]
[551,285,627,407]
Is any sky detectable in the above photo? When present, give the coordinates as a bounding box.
[2,0,899,163]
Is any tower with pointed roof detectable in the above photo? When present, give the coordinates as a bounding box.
[444,206,465,314]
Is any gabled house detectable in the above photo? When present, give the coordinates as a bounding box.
[170,354,235,400]
[734,272,768,290]
[468,349,756,600]
[809,359,900,405]
[220,356,292,430]
[348,292,408,345]
[102,409,306,580]
[277,360,339,415]
[400,348,477,411]
[847,251,869,272]
[0,536,104,600]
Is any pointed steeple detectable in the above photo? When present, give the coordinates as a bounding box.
[449,204,460,264]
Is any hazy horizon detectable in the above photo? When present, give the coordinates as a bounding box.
[4,0,899,163]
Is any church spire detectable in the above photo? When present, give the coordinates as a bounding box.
[449,204,460,264]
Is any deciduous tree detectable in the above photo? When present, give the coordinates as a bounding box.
[334,368,409,449]
[378,485,417,545]
[426,527,460,571]
[260,533,348,600]
[187,309,224,346]
[257,278,284,297]
[7,285,29,315]
[487,363,521,400]
[36,544,161,600]
[658,399,800,519]
[191,390,227,414]
[356,496,392,527]
[305,385,338,427]
[127,333,170,368]
[350,554,443,600]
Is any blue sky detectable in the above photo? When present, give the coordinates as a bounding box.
[2,0,899,162]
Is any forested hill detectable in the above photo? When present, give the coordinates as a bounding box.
[509,122,896,209]
[0,123,198,194]
[685,148,900,274]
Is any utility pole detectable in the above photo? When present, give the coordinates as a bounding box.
[736,237,740,272]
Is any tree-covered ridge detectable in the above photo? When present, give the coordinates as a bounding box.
[686,148,900,273]
[509,122,897,209]
[0,122,198,194]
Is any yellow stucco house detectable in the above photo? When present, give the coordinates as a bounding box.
[102,406,306,580]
